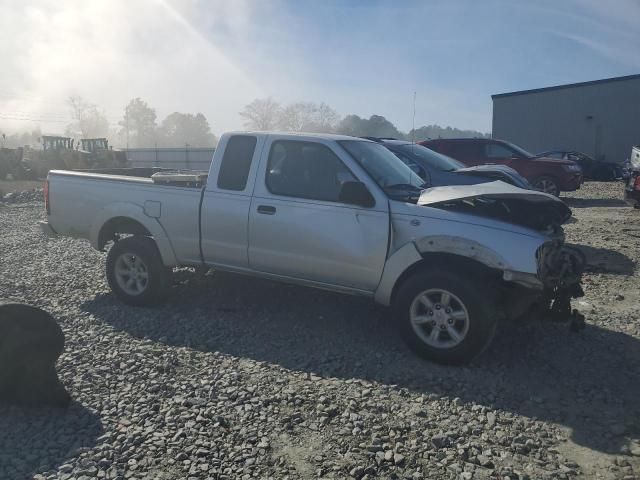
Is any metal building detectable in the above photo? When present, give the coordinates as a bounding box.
[492,74,640,163]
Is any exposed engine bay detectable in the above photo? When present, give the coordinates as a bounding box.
[417,180,572,231]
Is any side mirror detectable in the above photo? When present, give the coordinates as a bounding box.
[338,181,375,208]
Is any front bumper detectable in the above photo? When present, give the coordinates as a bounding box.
[536,243,586,328]
[39,220,58,237]
[559,173,583,191]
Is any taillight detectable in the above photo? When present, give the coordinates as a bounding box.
[634,175,640,191]
[44,177,50,214]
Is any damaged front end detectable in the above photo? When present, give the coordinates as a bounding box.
[536,241,586,331]
[417,181,586,329]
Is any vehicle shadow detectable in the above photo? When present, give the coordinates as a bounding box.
[81,272,640,457]
[563,197,629,208]
[570,243,636,275]
[0,401,103,480]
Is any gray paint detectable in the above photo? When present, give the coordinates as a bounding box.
[492,76,640,163]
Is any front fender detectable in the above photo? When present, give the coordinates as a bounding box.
[374,234,543,306]
[374,242,422,306]
[414,235,511,270]
[89,202,178,267]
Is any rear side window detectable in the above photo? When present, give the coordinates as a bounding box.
[449,142,482,161]
[485,143,514,159]
[217,135,257,191]
[266,140,355,202]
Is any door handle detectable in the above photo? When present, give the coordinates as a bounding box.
[257,205,276,215]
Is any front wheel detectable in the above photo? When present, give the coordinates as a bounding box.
[106,236,171,307]
[532,176,560,196]
[393,270,497,365]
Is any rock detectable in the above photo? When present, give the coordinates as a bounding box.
[431,434,451,449]
[393,453,405,465]
[486,412,496,428]
[349,466,364,478]
[0,303,70,407]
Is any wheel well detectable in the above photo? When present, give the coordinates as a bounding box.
[98,216,151,250]
[390,252,502,306]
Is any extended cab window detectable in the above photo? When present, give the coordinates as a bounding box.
[266,140,355,202]
[485,143,514,159]
[217,135,257,191]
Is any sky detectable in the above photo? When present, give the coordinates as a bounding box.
[0,0,638,137]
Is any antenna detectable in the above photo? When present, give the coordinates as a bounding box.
[411,91,417,144]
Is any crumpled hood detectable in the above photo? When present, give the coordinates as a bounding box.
[417,180,572,230]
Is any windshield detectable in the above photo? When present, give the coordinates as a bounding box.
[338,140,425,196]
[394,143,465,171]
[504,141,535,158]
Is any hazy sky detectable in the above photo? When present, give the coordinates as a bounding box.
[1,0,638,136]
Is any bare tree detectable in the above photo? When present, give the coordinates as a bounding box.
[66,95,109,138]
[277,102,317,131]
[315,102,339,132]
[239,98,281,130]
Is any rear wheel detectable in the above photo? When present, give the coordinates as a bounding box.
[393,270,497,365]
[106,236,170,307]
[532,176,560,196]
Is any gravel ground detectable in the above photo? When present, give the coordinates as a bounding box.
[0,181,638,480]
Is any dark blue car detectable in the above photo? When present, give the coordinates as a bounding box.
[364,138,531,189]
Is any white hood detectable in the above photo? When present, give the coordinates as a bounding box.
[416,181,572,229]
[418,180,560,205]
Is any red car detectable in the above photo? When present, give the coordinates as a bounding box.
[420,138,583,196]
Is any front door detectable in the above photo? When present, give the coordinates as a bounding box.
[248,139,389,292]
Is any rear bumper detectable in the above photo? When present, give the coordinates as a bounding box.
[39,220,58,237]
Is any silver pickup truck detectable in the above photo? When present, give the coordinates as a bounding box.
[40,132,584,364]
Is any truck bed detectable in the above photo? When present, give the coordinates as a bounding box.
[74,167,209,187]
[47,169,206,264]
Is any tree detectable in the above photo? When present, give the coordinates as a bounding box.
[336,114,367,137]
[239,97,281,130]
[66,95,109,138]
[276,101,340,133]
[314,102,340,132]
[277,102,316,132]
[119,98,157,147]
[157,112,217,147]
[335,114,402,138]
[408,124,489,141]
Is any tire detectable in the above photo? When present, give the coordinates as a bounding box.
[532,176,560,196]
[393,270,497,365]
[106,236,171,307]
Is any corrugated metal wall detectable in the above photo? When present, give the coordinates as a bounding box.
[123,147,215,170]
[492,77,640,163]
